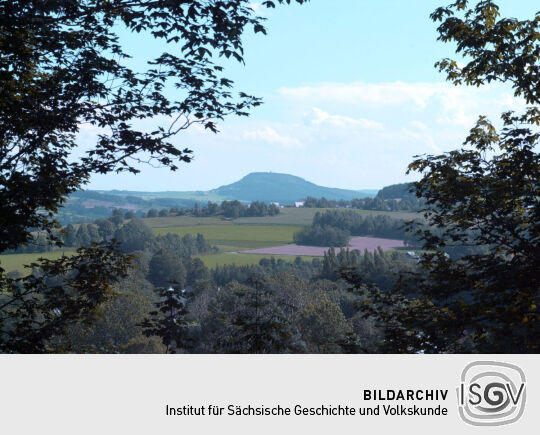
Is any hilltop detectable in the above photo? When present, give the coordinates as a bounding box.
[209,172,376,203]
[60,172,378,223]
[91,172,377,204]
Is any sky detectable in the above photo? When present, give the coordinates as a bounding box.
[86,0,537,192]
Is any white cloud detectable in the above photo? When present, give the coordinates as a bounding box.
[242,126,302,148]
[410,120,428,131]
[309,107,383,130]
[400,127,440,153]
[278,81,526,128]
[87,80,529,191]
[279,81,440,107]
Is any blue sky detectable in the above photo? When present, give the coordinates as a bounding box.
[86,1,537,191]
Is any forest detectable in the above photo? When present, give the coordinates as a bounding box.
[302,183,424,212]
[0,0,538,354]
[1,208,421,353]
[295,211,410,244]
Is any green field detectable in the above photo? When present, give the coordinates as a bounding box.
[153,224,300,250]
[0,250,76,274]
[148,208,420,268]
[0,208,419,273]
[144,215,227,228]
[196,253,316,269]
[145,207,420,228]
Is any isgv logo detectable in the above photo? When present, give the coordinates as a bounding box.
[457,361,526,426]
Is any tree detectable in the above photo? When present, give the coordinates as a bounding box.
[87,224,102,244]
[349,0,539,353]
[187,258,210,286]
[221,200,243,218]
[200,281,305,353]
[293,224,350,247]
[142,286,191,353]
[431,0,539,105]
[113,218,154,252]
[108,210,124,228]
[0,243,130,353]
[94,219,116,240]
[148,250,187,289]
[0,0,307,352]
[196,233,210,253]
[0,0,307,252]
[298,292,352,353]
[63,272,154,352]
[75,224,91,247]
[63,224,78,247]
[124,211,136,220]
[123,335,166,354]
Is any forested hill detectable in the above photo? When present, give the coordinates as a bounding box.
[375,182,416,200]
[211,172,377,203]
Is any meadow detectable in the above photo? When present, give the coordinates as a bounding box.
[147,208,418,266]
[0,250,76,274]
[0,208,418,273]
[153,224,300,250]
[195,253,316,269]
[145,207,419,228]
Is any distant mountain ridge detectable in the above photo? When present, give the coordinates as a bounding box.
[94,172,377,204]
[209,172,377,203]
[60,173,378,223]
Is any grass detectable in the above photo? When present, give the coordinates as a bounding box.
[0,208,417,273]
[144,215,227,228]
[0,250,76,274]
[144,207,420,229]
[234,208,320,226]
[196,253,316,269]
[152,225,301,249]
[147,209,419,268]
[235,207,420,225]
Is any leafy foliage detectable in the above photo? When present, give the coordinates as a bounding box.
[198,280,305,353]
[0,243,130,353]
[148,250,187,289]
[114,218,155,252]
[0,0,304,251]
[303,188,424,211]
[293,210,419,247]
[63,272,155,352]
[347,0,540,353]
[293,224,350,247]
[298,292,352,353]
[185,200,280,218]
[313,210,410,239]
[432,0,540,104]
[141,286,191,353]
[1,1,309,352]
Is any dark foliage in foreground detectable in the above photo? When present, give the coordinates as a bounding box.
[0,0,306,352]
[346,0,540,353]
[0,243,130,353]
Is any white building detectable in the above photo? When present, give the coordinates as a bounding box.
[294,201,305,208]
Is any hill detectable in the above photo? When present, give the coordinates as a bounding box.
[376,182,416,200]
[210,172,376,203]
[58,172,378,223]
